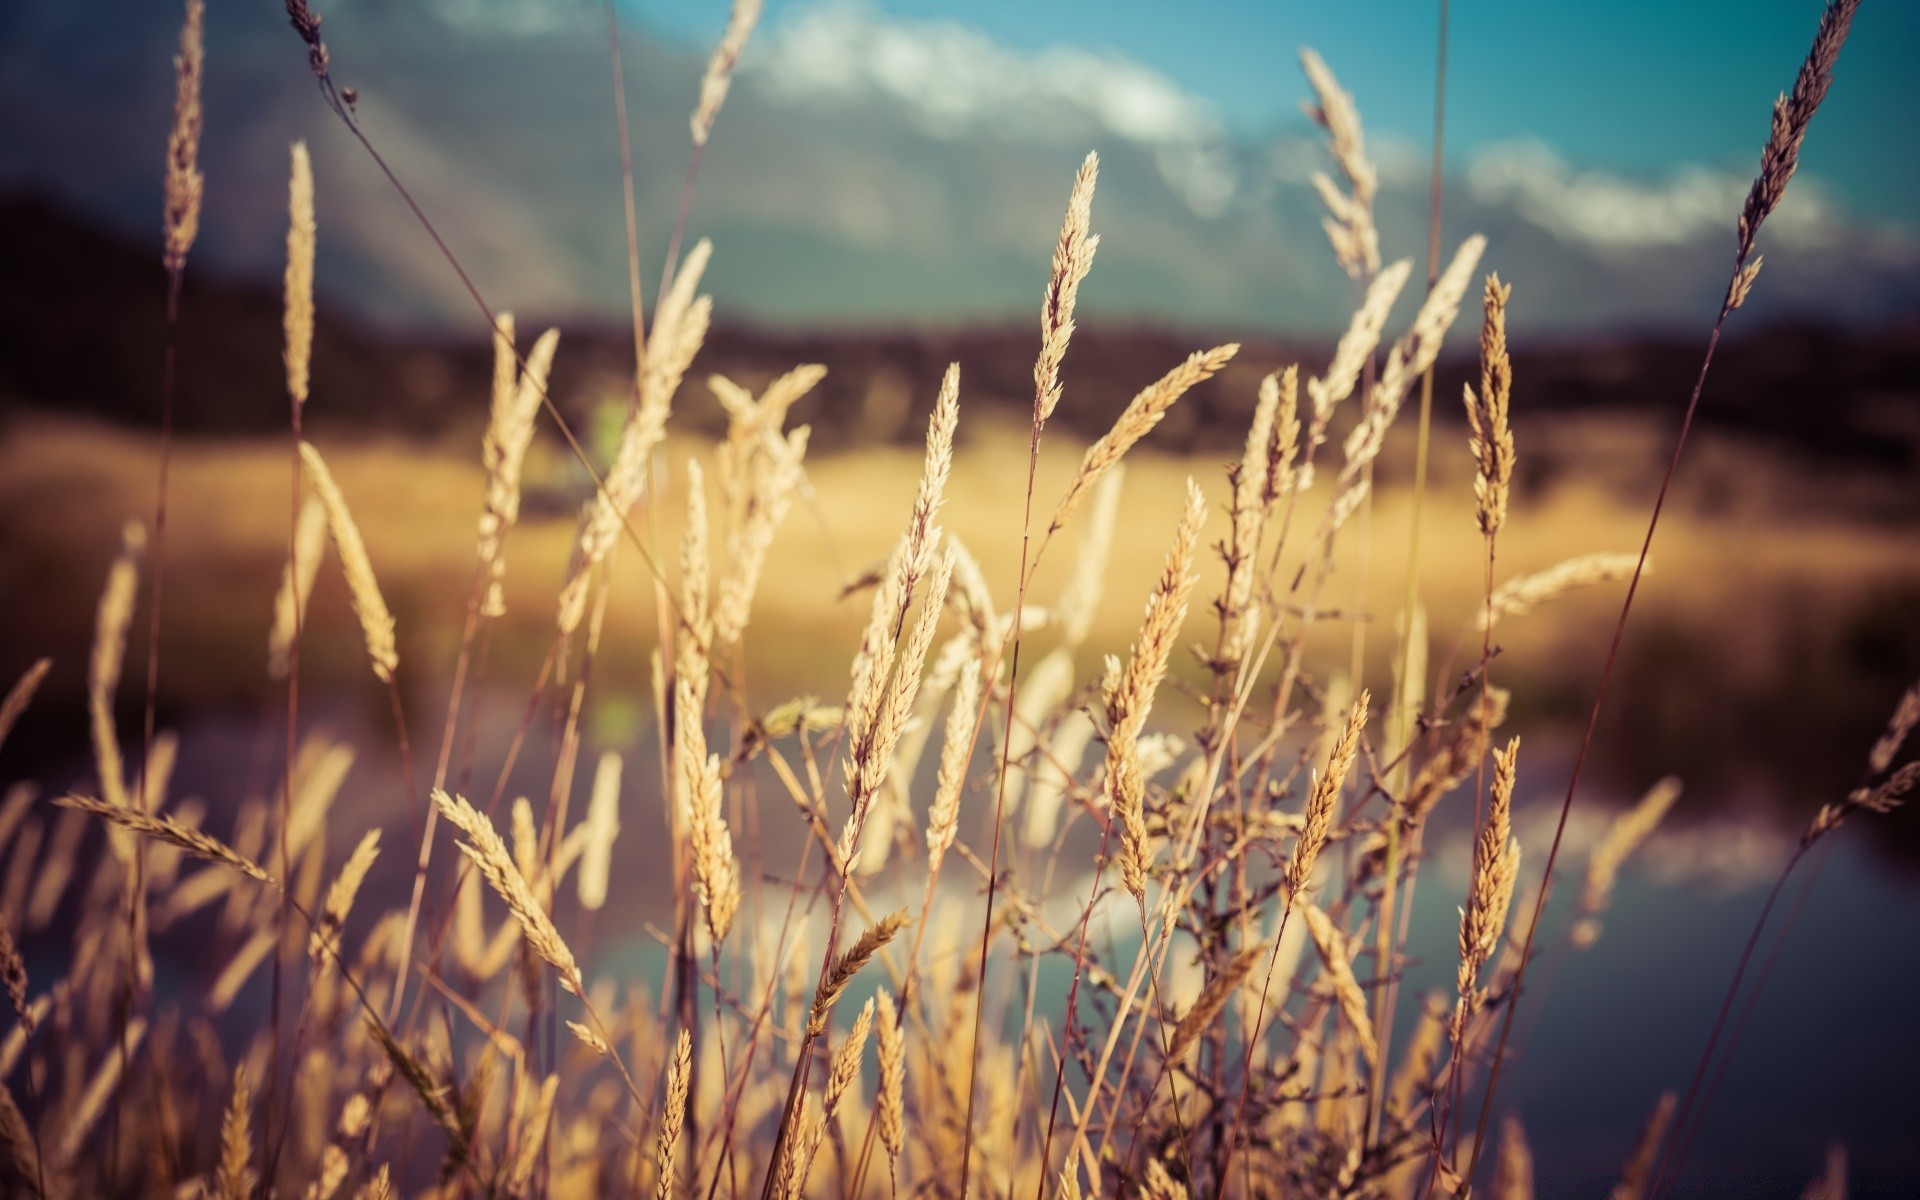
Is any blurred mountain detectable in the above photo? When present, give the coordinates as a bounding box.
[1,0,1917,336]
[5,188,1919,497]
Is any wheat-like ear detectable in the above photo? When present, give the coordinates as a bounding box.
[1050,347,1236,535]
[0,660,50,761]
[1300,903,1378,1071]
[216,1066,254,1200]
[1465,273,1515,538]
[690,0,761,146]
[1479,553,1646,630]
[1036,152,1100,424]
[1286,691,1369,899]
[875,989,906,1163]
[284,141,315,412]
[365,1018,469,1167]
[1609,1091,1677,1200]
[811,911,908,1035]
[655,1029,692,1200]
[1492,1114,1536,1200]
[57,794,272,884]
[577,750,622,912]
[161,0,204,273]
[310,829,380,964]
[1166,942,1265,1067]
[1735,0,1858,266]
[432,789,580,994]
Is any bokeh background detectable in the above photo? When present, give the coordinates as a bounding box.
[2,0,1918,1191]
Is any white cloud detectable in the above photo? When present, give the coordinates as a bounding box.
[752,1,1239,216]
[1465,138,1844,251]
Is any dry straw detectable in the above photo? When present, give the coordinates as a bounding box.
[299,442,398,684]
[1036,152,1100,424]
[284,141,315,411]
[1609,1091,1677,1200]
[0,917,27,1033]
[161,0,204,273]
[1493,1114,1536,1200]
[479,322,560,619]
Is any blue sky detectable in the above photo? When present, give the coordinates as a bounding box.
[623,0,1919,225]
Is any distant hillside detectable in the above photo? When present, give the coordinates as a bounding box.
[3,190,1918,477]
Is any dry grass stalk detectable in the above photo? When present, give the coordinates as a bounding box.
[682,742,740,946]
[0,917,26,1036]
[479,323,560,619]
[432,789,580,994]
[1299,49,1380,281]
[1286,691,1370,899]
[217,1066,254,1200]
[162,0,204,273]
[576,751,622,912]
[565,1020,608,1057]
[1403,686,1510,828]
[57,794,272,884]
[713,425,811,648]
[1572,777,1681,950]
[1143,1157,1189,1200]
[825,997,875,1121]
[506,1074,559,1194]
[269,496,327,679]
[1036,152,1100,425]
[1609,1091,1677,1200]
[926,655,980,876]
[1103,481,1206,896]
[655,1029,691,1200]
[811,911,908,1036]
[298,442,398,684]
[310,829,380,964]
[56,1017,147,1169]
[1456,739,1523,1038]
[1306,260,1412,457]
[1492,1114,1536,1200]
[1166,942,1265,1067]
[563,243,714,635]
[1386,992,1448,1121]
[1057,468,1124,649]
[1341,237,1486,481]
[0,1082,42,1198]
[90,522,145,819]
[1050,346,1237,535]
[284,141,315,411]
[354,1166,393,1200]
[690,0,762,146]
[365,1018,469,1166]
[1465,273,1515,538]
[1869,681,1920,775]
[1301,903,1377,1069]
[0,660,50,762]
[677,460,714,706]
[875,989,906,1163]
[1734,0,1859,267]
[1479,553,1645,630]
